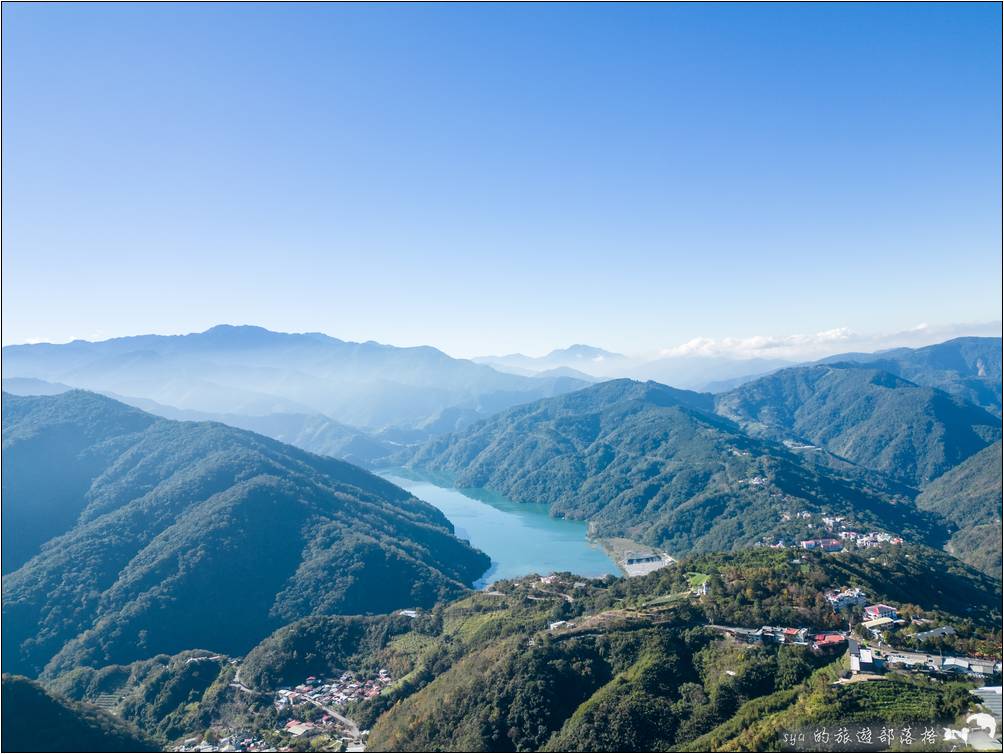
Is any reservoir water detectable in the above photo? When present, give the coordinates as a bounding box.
[380,470,620,586]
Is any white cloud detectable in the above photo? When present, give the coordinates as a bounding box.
[656,321,1001,361]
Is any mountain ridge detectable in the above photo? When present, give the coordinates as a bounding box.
[408,377,937,556]
[715,362,1001,487]
[1,325,592,434]
[2,391,489,678]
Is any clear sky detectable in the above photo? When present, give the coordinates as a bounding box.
[2,2,1001,358]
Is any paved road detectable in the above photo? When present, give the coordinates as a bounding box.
[229,666,261,696]
[865,644,992,668]
[295,695,361,739]
[230,665,362,740]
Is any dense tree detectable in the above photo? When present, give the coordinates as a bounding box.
[2,674,157,752]
[2,391,489,677]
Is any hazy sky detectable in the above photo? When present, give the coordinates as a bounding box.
[2,3,1001,358]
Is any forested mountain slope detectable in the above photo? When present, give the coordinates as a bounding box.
[363,546,999,752]
[2,391,489,678]
[715,363,1000,487]
[71,546,995,752]
[410,379,935,554]
[819,336,1002,416]
[46,650,238,744]
[3,377,400,467]
[1,674,158,752]
[916,440,1003,576]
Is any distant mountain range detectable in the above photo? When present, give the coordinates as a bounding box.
[474,344,795,390]
[0,379,401,468]
[2,391,489,678]
[1,325,591,436]
[477,336,1003,397]
[707,336,1003,407]
[6,330,998,467]
[474,345,628,376]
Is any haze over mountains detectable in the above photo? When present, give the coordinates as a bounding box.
[474,345,629,378]
[1,324,590,436]
[475,344,794,390]
[6,327,999,467]
[476,334,1004,399]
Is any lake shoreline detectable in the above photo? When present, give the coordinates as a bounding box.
[378,467,620,586]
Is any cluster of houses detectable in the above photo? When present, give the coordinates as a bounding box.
[859,606,964,649]
[714,624,848,653]
[274,670,393,716]
[799,530,904,553]
[772,510,906,553]
[800,538,844,552]
[825,592,973,651]
[838,530,904,548]
[176,734,265,752]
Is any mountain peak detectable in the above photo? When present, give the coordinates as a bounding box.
[198,324,294,344]
[545,344,624,360]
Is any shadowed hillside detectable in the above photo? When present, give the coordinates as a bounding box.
[2,391,489,678]
[1,674,158,752]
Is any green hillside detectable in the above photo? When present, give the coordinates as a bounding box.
[44,546,1000,751]
[819,336,1002,416]
[47,650,240,744]
[715,363,1001,487]
[1,674,157,752]
[410,379,936,555]
[363,547,999,751]
[916,440,1003,576]
[2,391,489,678]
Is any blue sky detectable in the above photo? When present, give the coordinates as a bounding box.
[2,3,1000,358]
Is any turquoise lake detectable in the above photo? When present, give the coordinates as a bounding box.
[380,470,619,586]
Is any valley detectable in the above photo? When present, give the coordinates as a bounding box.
[4,5,1000,751]
[2,332,1001,752]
